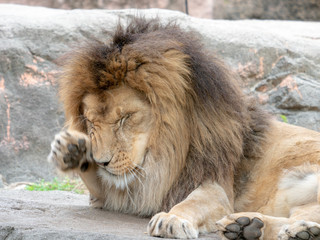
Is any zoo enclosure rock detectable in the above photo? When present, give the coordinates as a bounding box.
[0,189,220,239]
[2,0,320,20]
[0,4,319,184]
[212,0,320,21]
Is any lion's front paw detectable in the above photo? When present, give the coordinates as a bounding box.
[147,212,199,239]
[278,220,320,240]
[48,130,92,172]
[216,213,264,240]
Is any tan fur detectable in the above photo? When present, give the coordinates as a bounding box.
[48,18,320,239]
[217,121,320,239]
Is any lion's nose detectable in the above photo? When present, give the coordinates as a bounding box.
[95,161,110,167]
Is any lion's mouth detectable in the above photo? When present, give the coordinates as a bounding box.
[95,150,148,176]
[96,161,110,168]
[95,159,139,177]
[100,165,141,177]
[95,154,114,168]
[95,150,148,190]
[97,165,137,190]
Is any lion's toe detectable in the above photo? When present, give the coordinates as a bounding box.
[310,226,320,237]
[226,217,263,240]
[148,212,198,239]
[217,214,264,240]
[278,221,320,240]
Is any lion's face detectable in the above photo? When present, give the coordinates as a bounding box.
[82,85,153,188]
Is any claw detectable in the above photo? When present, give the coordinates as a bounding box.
[80,162,89,172]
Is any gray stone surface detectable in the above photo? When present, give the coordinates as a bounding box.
[0,4,319,184]
[0,175,6,188]
[2,0,320,20]
[212,0,320,20]
[0,189,220,239]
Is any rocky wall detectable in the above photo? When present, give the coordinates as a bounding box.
[0,4,319,183]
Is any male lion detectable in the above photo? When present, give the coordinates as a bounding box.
[48,18,320,239]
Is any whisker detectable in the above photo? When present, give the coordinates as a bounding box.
[131,162,147,177]
[131,166,145,179]
[129,168,144,187]
[124,173,135,206]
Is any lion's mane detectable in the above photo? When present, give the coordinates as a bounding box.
[59,18,270,216]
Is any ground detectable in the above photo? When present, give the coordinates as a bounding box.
[0,189,220,239]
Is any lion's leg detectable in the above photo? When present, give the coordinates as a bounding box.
[215,209,320,240]
[217,166,320,240]
[277,172,320,240]
[78,163,105,208]
[48,130,105,207]
[147,181,233,239]
[275,166,320,240]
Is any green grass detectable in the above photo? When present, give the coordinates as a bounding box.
[280,114,288,123]
[25,177,85,194]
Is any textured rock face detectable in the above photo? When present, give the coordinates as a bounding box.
[0,0,187,11]
[0,5,319,184]
[213,0,320,20]
[1,0,320,20]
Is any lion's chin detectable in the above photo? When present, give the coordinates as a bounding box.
[97,167,135,190]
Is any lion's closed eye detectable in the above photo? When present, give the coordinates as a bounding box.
[117,113,134,127]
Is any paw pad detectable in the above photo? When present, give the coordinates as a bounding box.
[224,217,264,240]
[290,226,320,240]
[49,130,90,172]
[63,142,86,168]
[310,226,320,236]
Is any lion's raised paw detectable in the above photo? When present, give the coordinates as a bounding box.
[278,220,320,240]
[48,130,92,172]
[216,213,264,240]
[147,212,198,239]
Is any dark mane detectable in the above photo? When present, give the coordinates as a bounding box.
[112,18,240,107]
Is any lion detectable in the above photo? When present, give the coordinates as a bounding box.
[48,18,320,239]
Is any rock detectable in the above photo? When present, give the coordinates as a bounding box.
[2,0,320,20]
[0,5,319,184]
[212,0,320,20]
[0,189,219,239]
[0,175,6,188]
[0,0,186,12]
[212,0,320,21]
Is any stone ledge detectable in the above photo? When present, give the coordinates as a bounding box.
[0,190,220,239]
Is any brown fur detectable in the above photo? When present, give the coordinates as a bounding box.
[49,18,320,239]
[59,18,269,211]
